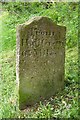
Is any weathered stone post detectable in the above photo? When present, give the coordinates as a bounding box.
[16,16,66,110]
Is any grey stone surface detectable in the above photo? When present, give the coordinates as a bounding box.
[16,16,66,110]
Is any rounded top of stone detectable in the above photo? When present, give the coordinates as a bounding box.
[17,16,66,30]
[24,16,53,25]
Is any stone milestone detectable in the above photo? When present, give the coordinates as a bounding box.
[16,16,66,110]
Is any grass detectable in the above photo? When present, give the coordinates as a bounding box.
[1,12,16,52]
[0,10,79,119]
